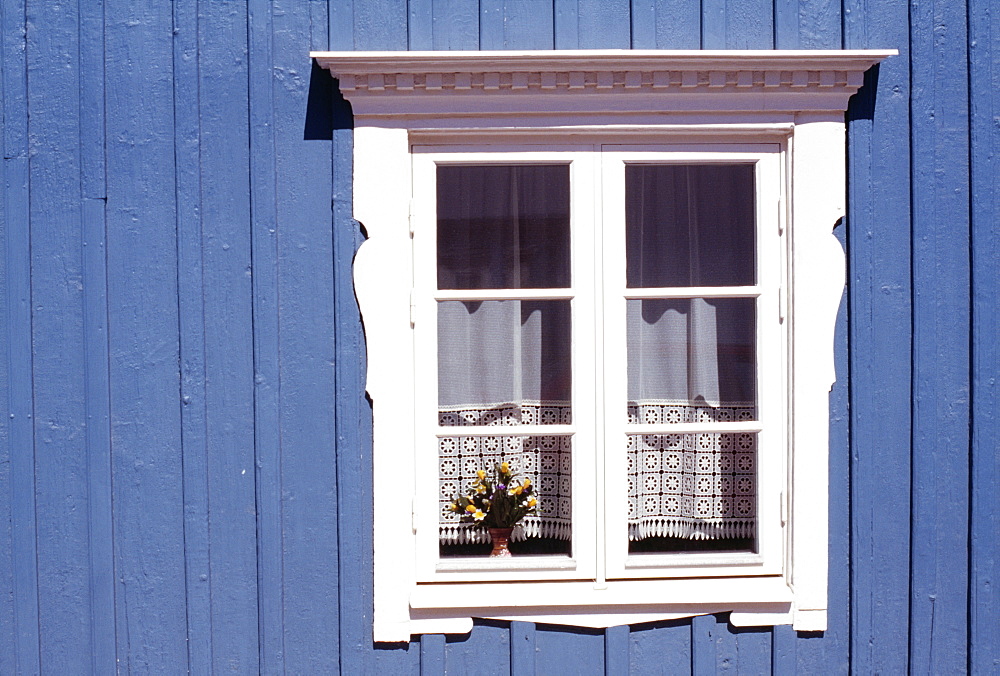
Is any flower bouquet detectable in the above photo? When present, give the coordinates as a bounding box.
[449,462,537,557]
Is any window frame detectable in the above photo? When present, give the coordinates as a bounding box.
[413,144,786,584]
[311,49,895,642]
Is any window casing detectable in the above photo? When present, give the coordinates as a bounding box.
[311,49,895,641]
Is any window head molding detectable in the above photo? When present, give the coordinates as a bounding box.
[312,49,894,118]
[311,49,895,643]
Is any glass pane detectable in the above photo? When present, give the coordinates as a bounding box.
[627,431,756,554]
[438,300,572,425]
[439,434,572,557]
[626,298,756,420]
[437,164,571,289]
[626,164,755,288]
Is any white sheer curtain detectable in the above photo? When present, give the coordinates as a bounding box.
[436,166,573,544]
[625,165,757,542]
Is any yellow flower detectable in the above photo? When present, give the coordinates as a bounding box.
[508,484,523,496]
[527,497,537,508]
[466,504,477,513]
[523,478,531,488]
[449,502,459,512]
[500,462,510,473]
[472,509,486,521]
[476,469,486,480]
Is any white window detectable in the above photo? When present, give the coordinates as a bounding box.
[312,49,895,642]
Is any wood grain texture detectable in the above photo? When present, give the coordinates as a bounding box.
[844,0,914,671]
[198,3,261,671]
[248,0,286,672]
[1,159,38,676]
[968,0,999,672]
[445,620,511,675]
[631,619,692,675]
[908,0,971,671]
[1,0,38,672]
[26,1,92,669]
[272,3,342,672]
[481,0,555,49]
[536,624,604,674]
[105,1,189,670]
[510,620,537,675]
[171,1,212,672]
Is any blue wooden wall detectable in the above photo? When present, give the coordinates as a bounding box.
[0,0,996,673]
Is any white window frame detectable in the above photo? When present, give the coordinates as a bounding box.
[312,49,895,642]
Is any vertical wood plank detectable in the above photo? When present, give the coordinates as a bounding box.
[553,0,579,48]
[1,0,28,158]
[690,614,716,675]
[248,0,285,672]
[25,0,92,670]
[434,0,480,50]
[844,0,914,672]
[968,0,999,671]
[651,0,701,49]
[701,0,726,48]
[630,0,657,48]
[196,2,261,671]
[408,0,434,49]
[82,195,115,676]
[445,620,511,675]
[576,0,631,48]
[510,620,537,675]
[630,620,691,675]
[330,0,354,49]
[1,160,38,676]
[703,0,772,49]
[420,633,446,675]
[171,1,211,672]
[78,0,115,671]
[481,0,555,50]
[908,0,971,671]
[775,0,841,49]
[105,1,188,670]
[272,3,342,672]
[536,624,603,674]
[1,0,38,671]
[734,627,771,673]
[771,624,795,673]
[354,0,408,50]
[604,624,629,675]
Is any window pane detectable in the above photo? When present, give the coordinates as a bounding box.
[437,165,571,289]
[626,298,756,419]
[438,300,571,425]
[626,164,755,288]
[627,431,756,554]
[439,434,572,557]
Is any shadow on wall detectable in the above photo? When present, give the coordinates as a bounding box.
[305,59,353,140]
[847,63,881,122]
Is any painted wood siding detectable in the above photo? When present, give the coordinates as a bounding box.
[0,0,996,674]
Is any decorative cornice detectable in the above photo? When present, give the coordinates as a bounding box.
[311,50,896,117]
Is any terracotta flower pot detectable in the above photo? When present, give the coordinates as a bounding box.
[488,527,514,558]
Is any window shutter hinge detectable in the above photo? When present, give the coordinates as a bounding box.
[778,287,786,322]
[408,199,415,237]
[777,196,784,235]
[780,491,787,526]
[409,290,416,327]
